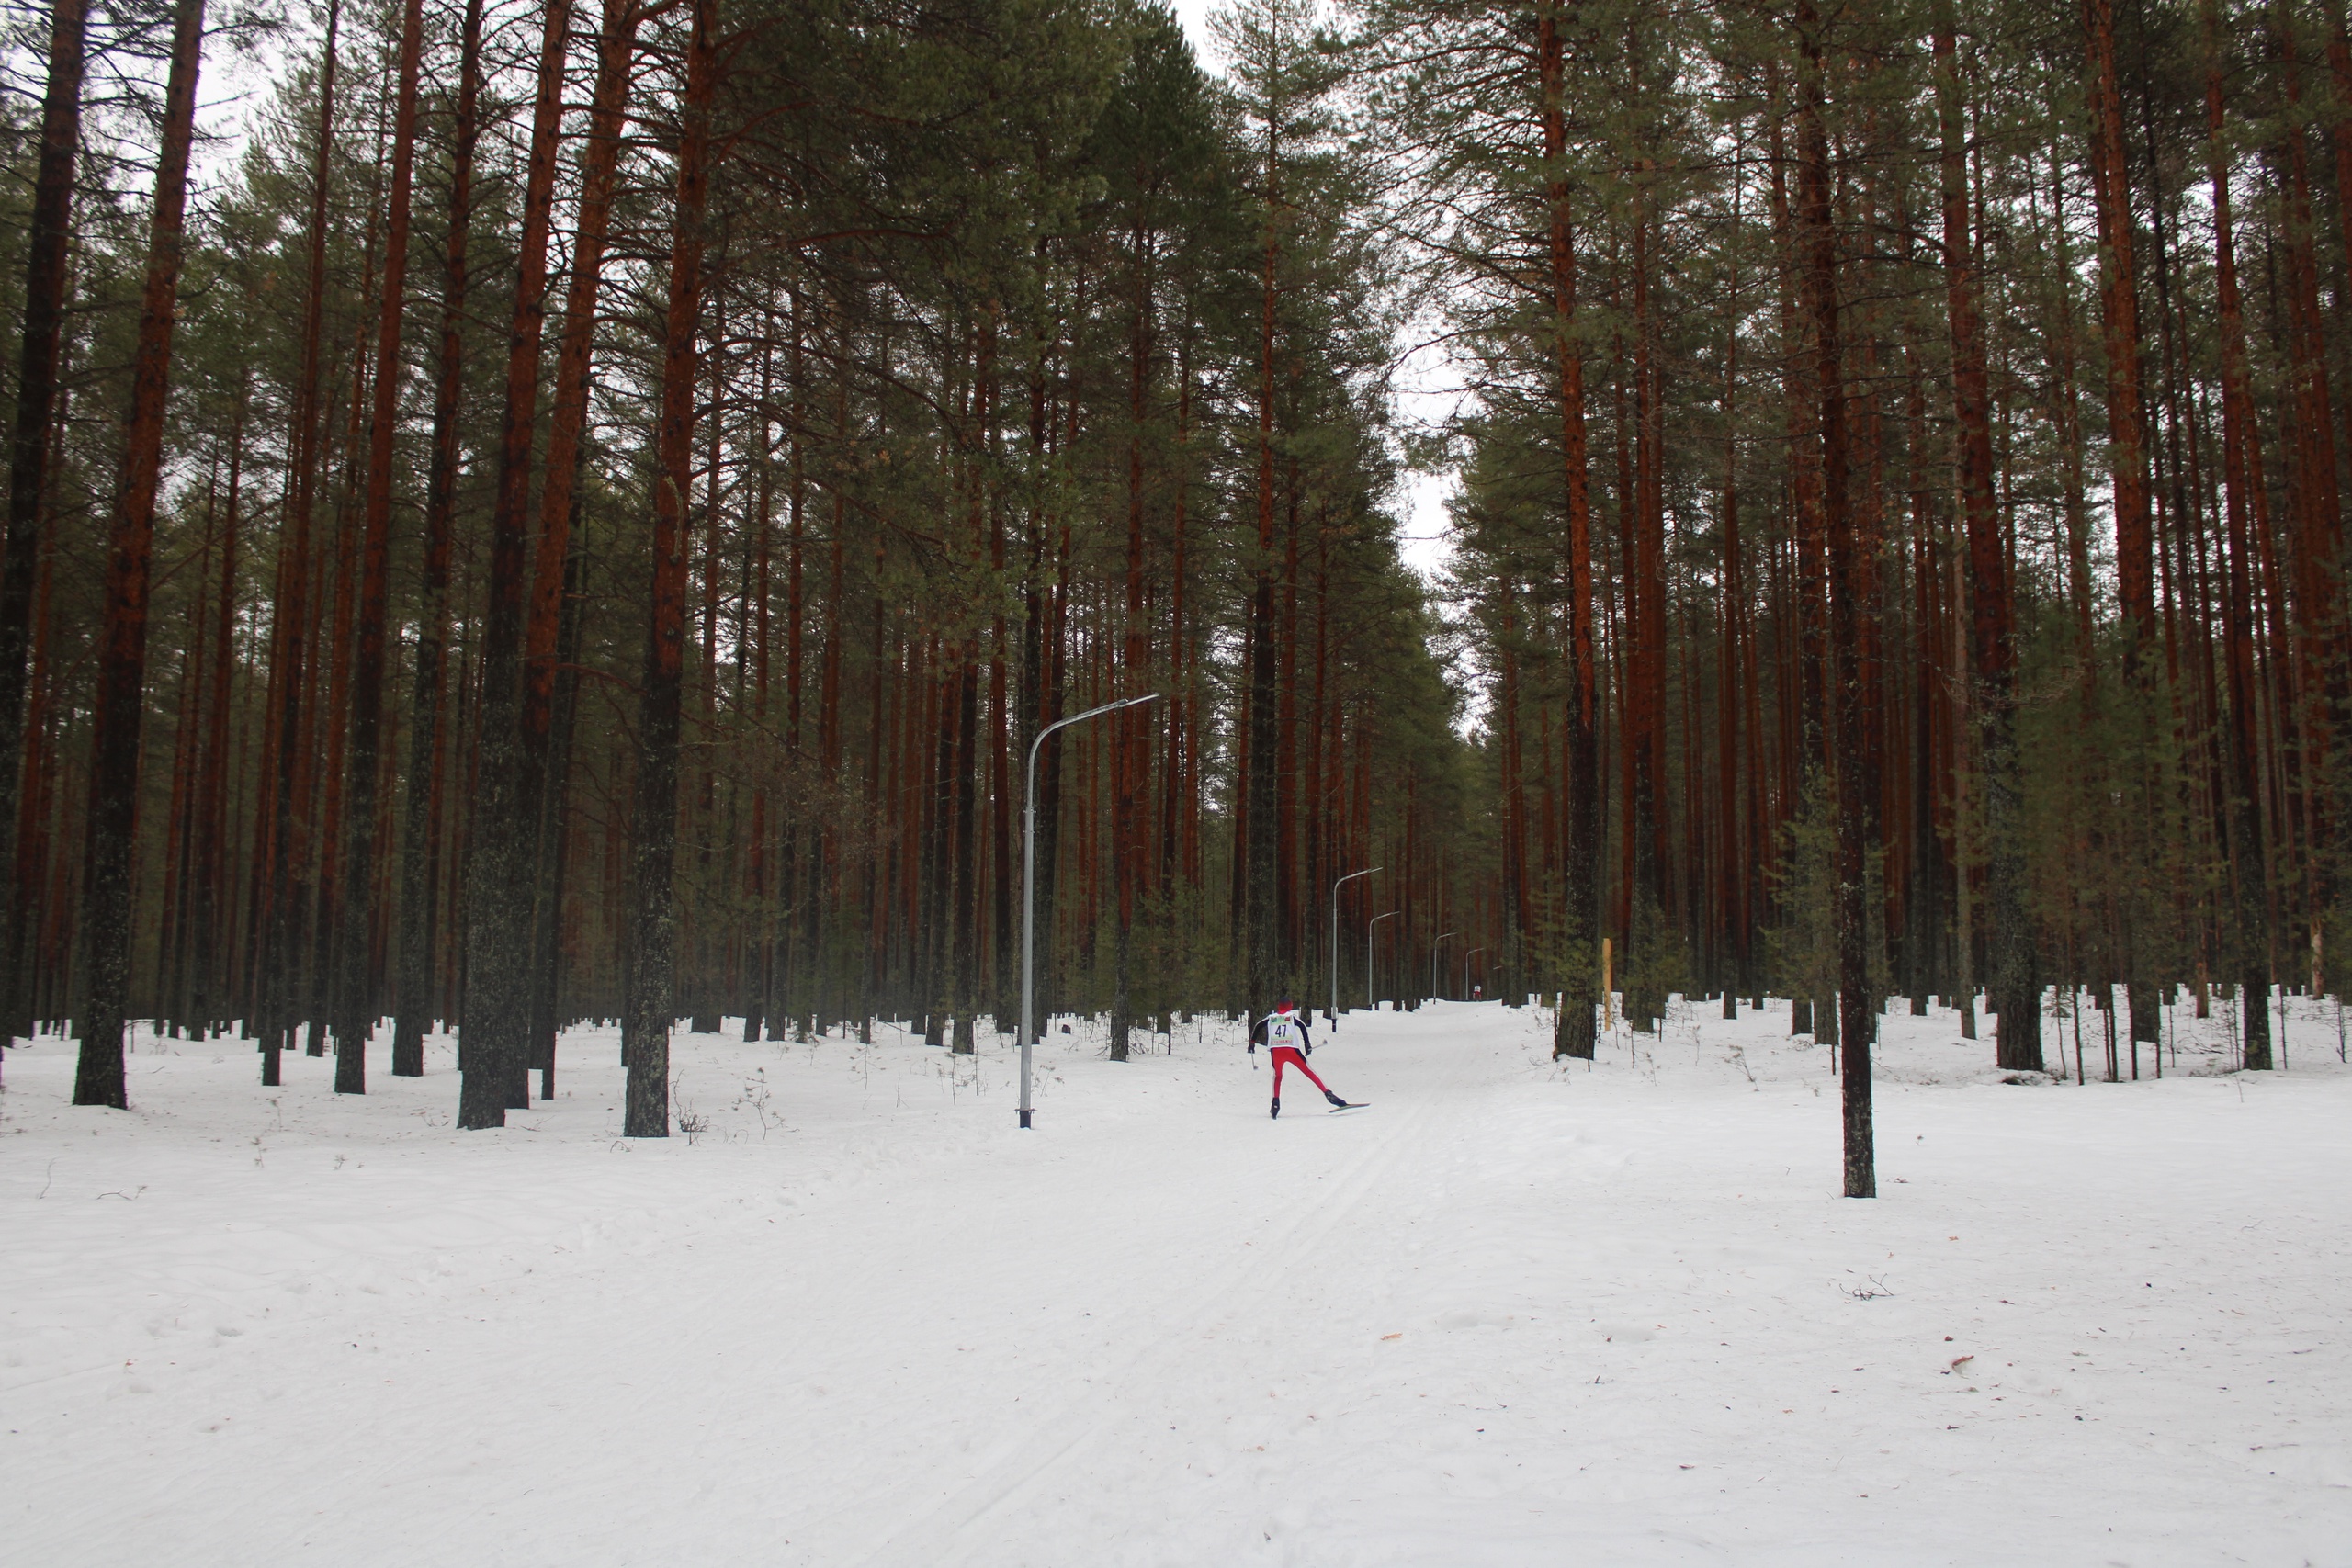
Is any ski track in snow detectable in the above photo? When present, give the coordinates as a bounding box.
[4,998,2350,1566]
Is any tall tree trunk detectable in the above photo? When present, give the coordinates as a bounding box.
[460,0,575,1128]
[814,347,845,1030]
[12,452,61,1032]
[2088,0,2167,1050]
[627,0,718,1137]
[0,0,88,1042]
[1798,0,1873,1196]
[392,0,482,1077]
[154,472,214,1035]
[1718,150,1746,1010]
[522,0,640,1077]
[1246,89,1283,1019]
[332,0,428,1093]
[951,313,992,1055]
[1114,228,1152,1061]
[744,332,777,1042]
[257,0,344,1082]
[530,525,588,1091]
[2208,0,2277,1068]
[1498,575,1525,1004]
[309,70,397,1061]
[1541,1,1599,1060]
[1938,9,2041,1073]
[1902,344,1939,1010]
[191,395,244,1038]
[72,0,205,1107]
[2272,0,2346,991]
[1627,128,1668,1033]
[988,389,1013,1038]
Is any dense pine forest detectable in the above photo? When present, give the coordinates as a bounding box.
[3,0,2346,1168]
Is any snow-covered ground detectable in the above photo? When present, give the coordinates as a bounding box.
[6,993,2350,1566]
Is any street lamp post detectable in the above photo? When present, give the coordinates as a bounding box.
[1462,946,1488,1000]
[1021,693,1159,1129]
[1368,911,1400,1010]
[1430,931,1455,1003]
[1329,866,1380,1026]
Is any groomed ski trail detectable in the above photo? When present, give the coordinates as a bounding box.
[10,998,2352,1566]
[845,1021,1479,1565]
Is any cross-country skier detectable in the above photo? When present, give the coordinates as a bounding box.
[1250,998,1354,1119]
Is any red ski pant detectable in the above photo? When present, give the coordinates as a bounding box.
[1268,1045,1328,1097]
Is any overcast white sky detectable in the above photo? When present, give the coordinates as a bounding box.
[1170,0,1465,591]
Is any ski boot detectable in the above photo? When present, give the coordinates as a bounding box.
[1270,1096,1281,1119]
[1324,1089,1349,1110]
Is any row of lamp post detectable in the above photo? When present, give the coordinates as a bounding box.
[1023,740,1495,1128]
[1333,872,1486,1020]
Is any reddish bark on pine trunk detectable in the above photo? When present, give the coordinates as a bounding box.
[331,0,429,1092]
[392,0,482,1077]
[459,0,575,1128]
[0,0,88,1041]
[72,0,205,1107]
[627,0,718,1136]
[1540,3,1599,1059]
[2207,0,2278,1068]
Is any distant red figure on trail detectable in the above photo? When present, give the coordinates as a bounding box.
[1250,998,1356,1119]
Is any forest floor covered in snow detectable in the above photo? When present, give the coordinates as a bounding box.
[5,992,2350,1566]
